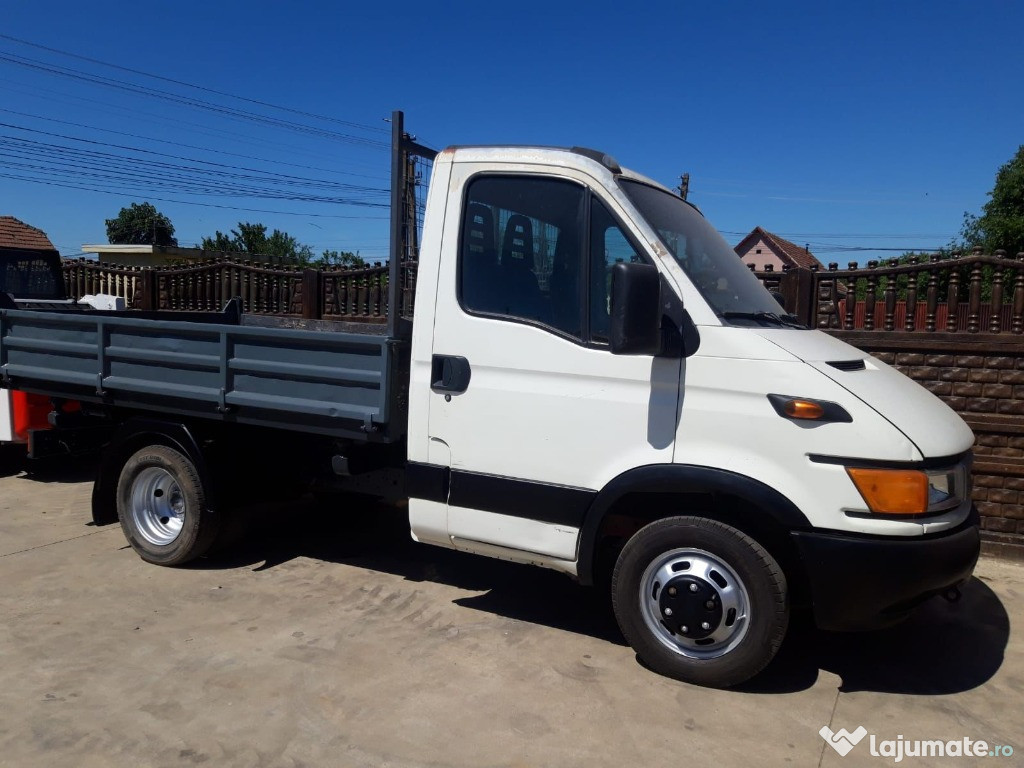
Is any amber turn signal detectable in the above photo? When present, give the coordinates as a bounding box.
[783,399,825,420]
[846,468,929,514]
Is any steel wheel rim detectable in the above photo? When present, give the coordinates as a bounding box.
[129,467,186,546]
[639,547,750,660]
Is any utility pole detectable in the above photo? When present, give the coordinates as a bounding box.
[677,173,690,201]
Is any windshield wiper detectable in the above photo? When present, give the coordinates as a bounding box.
[721,311,806,329]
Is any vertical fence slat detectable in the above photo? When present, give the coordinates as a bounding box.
[1013,253,1024,335]
[883,260,897,331]
[904,257,919,331]
[968,250,983,333]
[990,251,1006,334]
[863,261,877,331]
[925,255,940,332]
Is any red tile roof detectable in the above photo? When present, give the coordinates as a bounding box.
[0,216,56,252]
[734,226,821,269]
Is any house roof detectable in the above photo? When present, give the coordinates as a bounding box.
[0,216,56,252]
[734,226,821,270]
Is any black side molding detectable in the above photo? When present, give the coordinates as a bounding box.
[406,461,449,504]
[406,462,594,527]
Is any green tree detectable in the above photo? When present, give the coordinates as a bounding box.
[200,222,314,265]
[959,145,1024,255]
[105,202,177,246]
[317,249,367,269]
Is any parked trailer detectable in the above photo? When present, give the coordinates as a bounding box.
[0,113,979,687]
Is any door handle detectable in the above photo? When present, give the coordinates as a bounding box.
[431,355,471,394]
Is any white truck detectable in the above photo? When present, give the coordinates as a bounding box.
[0,113,979,687]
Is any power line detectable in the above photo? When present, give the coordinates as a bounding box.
[0,170,390,219]
[0,141,388,205]
[0,121,389,194]
[0,33,390,136]
[0,148,388,205]
[0,50,390,148]
[0,107,389,181]
[0,80,388,173]
[722,230,954,240]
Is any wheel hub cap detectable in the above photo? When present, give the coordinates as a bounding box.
[639,548,750,659]
[659,576,722,639]
[129,467,185,546]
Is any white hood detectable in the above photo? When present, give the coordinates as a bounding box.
[752,329,975,460]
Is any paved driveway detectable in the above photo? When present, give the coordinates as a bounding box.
[0,452,1019,767]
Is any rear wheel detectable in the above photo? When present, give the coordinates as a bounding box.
[612,516,788,687]
[117,445,219,566]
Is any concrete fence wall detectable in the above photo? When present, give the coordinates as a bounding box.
[826,332,1024,557]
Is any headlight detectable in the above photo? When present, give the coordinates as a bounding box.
[846,463,969,515]
[924,465,969,513]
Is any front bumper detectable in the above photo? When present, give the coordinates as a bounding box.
[791,510,980,631]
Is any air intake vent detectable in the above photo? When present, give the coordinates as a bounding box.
[827,359,866,372]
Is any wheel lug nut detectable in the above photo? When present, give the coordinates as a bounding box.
[681,625,689,634]
[705,600,715,609]
[668,587,677,596]
[664,607,673,616]
[689,583,699,592]
[701,621,711,630]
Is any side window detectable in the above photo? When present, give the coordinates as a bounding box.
[589,199,643,343]
[460,176,584,337]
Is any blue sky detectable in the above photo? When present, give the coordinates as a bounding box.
[2,1,1022,264]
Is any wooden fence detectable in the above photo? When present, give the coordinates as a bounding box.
[754,248,1024,333]
[61,258,417,323]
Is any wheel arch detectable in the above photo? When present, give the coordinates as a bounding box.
[576,464,812,590]
[92,418,212,526]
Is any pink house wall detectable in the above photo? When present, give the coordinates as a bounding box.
[736,238,785,271]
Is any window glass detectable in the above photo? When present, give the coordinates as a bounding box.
[460,176,584,337]
[589,199,643,343]
[620,180,785,321]
[0,253,62,299]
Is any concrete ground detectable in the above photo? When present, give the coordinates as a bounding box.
[0,451,1019,768]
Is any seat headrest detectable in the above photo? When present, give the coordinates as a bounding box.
[501,214,534,271]
[464,203,496,261]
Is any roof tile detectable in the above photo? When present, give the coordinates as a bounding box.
[734,226,821,270]
[0,216,56,252]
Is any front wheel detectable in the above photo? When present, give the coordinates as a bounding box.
[116,445,220,566]
[612,516,788,688]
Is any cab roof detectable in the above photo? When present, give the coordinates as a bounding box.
[441,145,673,195]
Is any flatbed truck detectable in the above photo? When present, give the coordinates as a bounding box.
[0,113,979,687]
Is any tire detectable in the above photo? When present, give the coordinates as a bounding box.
[116,445,220,566]
[611,516,788,688]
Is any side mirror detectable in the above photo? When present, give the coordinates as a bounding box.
[609,262,662,355]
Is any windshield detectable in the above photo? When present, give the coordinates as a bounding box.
[620,180,800,327]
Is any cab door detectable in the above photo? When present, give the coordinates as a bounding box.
[426,165,681,563]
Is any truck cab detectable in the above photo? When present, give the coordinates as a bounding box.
[405,146,978,686]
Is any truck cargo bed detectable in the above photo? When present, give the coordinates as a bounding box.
[0,308,407,441]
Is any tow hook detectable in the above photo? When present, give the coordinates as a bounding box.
[942,586,962,603]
